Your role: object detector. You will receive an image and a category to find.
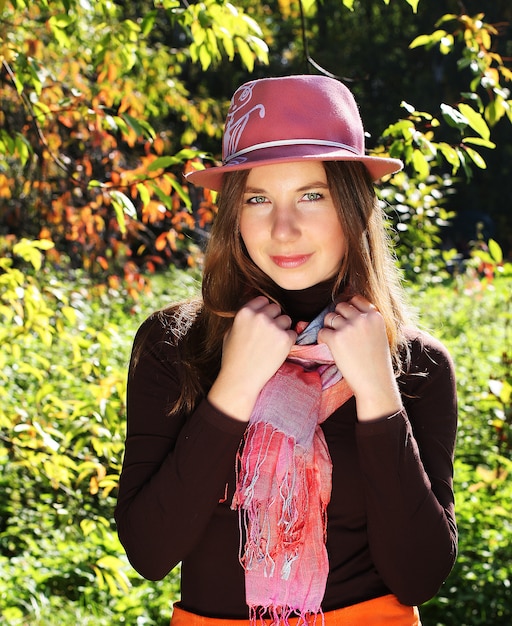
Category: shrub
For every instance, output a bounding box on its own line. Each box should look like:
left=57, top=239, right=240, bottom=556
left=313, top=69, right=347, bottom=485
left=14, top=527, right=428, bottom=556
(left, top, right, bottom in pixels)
left=1, top=237, right=511, bottom=625
left=411, top=258, right=512, bottom=625
left=0, top=238, right=198, bottom=624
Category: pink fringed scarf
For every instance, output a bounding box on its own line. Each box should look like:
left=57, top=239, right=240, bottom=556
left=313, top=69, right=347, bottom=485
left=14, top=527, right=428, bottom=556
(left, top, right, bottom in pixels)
left=231, top=308, right=353, bottom=625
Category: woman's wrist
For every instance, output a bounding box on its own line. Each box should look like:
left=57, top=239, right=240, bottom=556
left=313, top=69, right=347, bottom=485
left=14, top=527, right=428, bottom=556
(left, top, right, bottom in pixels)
left=354, top=383, right=403, bottom=423
left=207, top=376, right=259, bottom=423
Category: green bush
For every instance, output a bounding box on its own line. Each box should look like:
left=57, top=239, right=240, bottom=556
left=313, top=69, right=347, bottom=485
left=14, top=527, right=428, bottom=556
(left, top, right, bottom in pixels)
left=1, top=237, right=511, bottom=625
left=0, top=239, right=198, bottom=625
left=412, top=259, right=512, bottom=626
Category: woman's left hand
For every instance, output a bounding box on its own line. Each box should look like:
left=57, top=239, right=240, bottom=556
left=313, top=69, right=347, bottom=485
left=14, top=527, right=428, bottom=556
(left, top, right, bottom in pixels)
left=317, top=295, right=402, bottom=422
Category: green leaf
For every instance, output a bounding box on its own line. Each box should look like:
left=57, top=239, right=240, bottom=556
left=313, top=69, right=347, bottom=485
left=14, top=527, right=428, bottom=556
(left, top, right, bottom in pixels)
left=435, top=13, right=459, bottom=27
left=485, top=98, right=508, bottom=126
left=147, top=156, right=183, bottom=171
left=80, top=519, right=97, bottom=537
left=14, top=133, right=31, bottom=165
left=61, top=305, right=77, bottom=325
left=48, top=14, right=75, bottom=29
left=412, top=148, right=430, bottom=179
left=242, top=13, right=263, bottom=37
left=48, top=16, right=72, bottom=48
left=439, top=33, right=454, bottom=54
left=12, top=238, right=54, bottom=270
left=111, top=115, right=129, bottom=135
left=441, top=103, right=468, bottom=130
left=457, top=148, right=473, bottom=179
left=151, top=183, right=174, bottom=210
left=464, top=146, right=487, bottom=169
left=488, top=239, right=503, bottom=264
left=409, top=34, right=431, bottom=49
left=140, top=11, right=157, bottom=37
left=247, top=35, right=269, bottom=63
left=110, top=191, right=137, bottom=235
left=462, top=137, right=495, bottom=149
left=33, top=101, right=51, bottom=124
left=438, top=142, right=460, bottom=172
left=220, top=29, right=235, bottom=60
left=383, top=119, right=414, bottom=139
left=121, top=114, right=156, bottom=139
left=235, top=36, right=255, bottom=72
left=176, top=148, right=211, bottom=161
left=164, top=175, right=191, bottom=209
left=31, top=239, right=55, bottom=251
left=96, top=554, right=128, bottom=571
left=206, top=29, right=220, bottom=61
left=199, top=43, right=212, bottom=70
left=136, top=183, right=151, bottom=208
left=458, top=103, right=490, bottom=140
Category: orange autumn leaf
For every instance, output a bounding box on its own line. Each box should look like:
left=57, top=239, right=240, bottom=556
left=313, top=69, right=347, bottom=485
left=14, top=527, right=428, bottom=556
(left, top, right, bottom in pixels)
left=96, top=256, right=109, bottom=270
left=153, top=136, right=165, bottom=155
left=155, top=232, right=169, bottom=251
left=142, top=200, right=166, bottom=224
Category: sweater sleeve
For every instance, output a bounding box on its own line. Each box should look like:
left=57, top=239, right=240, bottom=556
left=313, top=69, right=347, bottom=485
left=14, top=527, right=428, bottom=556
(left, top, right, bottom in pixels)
left=355, top=331, right=458, bottom=606
left=114, top=314, right=247, bottom=581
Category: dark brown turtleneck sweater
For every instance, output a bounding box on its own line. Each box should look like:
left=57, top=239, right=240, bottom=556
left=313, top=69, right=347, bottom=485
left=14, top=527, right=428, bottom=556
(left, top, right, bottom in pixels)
left=115, top=282, right=457, bottom=618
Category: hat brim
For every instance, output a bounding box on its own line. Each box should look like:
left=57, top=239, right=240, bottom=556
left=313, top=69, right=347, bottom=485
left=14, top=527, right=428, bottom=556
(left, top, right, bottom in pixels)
left=185, top=145, right=403, bottom=191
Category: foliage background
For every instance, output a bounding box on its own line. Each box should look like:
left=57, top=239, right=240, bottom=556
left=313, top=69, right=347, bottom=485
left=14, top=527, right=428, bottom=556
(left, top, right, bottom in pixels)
left=1, top=242, right=511, bottom=626
left=2, top=0, right=512, bottom=277
left=1, top=0, right=512, bottom=624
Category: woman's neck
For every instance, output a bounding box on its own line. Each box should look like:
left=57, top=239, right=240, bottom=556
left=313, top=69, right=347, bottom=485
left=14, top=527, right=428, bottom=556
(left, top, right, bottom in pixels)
left=273, top=278, right=338, bottom=326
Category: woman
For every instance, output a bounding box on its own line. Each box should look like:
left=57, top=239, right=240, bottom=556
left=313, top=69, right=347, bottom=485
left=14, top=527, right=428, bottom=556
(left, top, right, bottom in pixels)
left=115, top=75, right=457, bottom=625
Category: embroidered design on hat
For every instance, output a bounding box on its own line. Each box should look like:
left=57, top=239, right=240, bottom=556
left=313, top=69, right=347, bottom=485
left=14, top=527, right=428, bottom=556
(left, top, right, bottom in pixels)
left=223, top=83, right=265, bottom=166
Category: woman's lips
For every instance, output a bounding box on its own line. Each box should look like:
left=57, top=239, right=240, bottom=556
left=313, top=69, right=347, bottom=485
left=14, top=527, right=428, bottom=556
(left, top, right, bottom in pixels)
left=270, top=254, right=313, bottom=268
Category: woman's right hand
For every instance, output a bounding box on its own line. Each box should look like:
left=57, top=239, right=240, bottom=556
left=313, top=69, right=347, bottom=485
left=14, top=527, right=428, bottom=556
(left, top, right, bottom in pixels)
left=207, top=296, right=297, bottom=422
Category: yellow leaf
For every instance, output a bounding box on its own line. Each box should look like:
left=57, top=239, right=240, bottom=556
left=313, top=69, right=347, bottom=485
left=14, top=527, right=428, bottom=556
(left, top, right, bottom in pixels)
left=412, top=149, right=429, bottom=179
left=90, top=475, right=99, bottom=495
left=277, top=0, right=292, bottom=18
left=92, top=565, right=105, bottom=589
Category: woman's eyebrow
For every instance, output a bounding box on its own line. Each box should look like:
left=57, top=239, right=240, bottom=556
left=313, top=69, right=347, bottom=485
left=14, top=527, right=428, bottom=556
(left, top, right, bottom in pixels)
left=243, top=181, right=329, bottom=194
left=296, top=181, right=330, bottom=192
left=243, top=186, right=267, bottom=194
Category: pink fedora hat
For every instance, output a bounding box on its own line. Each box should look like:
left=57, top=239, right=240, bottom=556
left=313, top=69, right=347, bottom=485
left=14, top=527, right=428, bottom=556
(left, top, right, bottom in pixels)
left=185, top=75, right=402, bottom=191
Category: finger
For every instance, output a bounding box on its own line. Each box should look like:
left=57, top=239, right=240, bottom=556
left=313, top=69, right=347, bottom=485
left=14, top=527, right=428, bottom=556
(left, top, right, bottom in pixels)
left=245, top=295, right=271, bottom=311
left=333, top=301, right=358, bottom=319
left=347, top=294, right=377, bottom=313
left=262, top=302, right=284, bottom=319
left=274, top=314, right=293, bottom=330
left=245, top=296, right=284, bottom=320
left=285, top=328, right=298, bottom=343
left=324, top=312, right=343, bottom=330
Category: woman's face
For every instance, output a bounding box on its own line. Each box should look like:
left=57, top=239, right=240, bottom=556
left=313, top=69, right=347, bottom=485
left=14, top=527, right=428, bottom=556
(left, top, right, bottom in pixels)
left=239, top=161, right=346, bottom=291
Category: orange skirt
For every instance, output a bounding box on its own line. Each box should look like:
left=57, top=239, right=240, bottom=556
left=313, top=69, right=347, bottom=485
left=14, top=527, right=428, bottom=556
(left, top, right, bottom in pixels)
left=170, top=595, right=421, bottom=625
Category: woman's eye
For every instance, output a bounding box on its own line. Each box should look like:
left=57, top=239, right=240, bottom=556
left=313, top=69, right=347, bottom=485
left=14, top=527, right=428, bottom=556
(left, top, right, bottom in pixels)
left=303, top=192, right=322, bottom=201
left=246, top=195, right=267, bottom=204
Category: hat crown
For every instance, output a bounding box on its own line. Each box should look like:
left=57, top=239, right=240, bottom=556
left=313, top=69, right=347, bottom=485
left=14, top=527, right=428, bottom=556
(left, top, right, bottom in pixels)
left=185, top=74, right=403, bottom=190
left=222, top=75, right=365, bottom=165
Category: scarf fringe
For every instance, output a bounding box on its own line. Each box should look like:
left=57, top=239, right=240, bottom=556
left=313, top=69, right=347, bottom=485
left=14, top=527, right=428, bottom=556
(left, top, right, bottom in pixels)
left=232, top=422, right=331, bottom=620
left=250, top=605, right=325, bottom=626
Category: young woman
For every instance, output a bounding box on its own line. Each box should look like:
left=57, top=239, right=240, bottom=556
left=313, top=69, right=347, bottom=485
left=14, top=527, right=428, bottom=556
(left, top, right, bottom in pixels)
left=115, top=75, right=457, bottom=626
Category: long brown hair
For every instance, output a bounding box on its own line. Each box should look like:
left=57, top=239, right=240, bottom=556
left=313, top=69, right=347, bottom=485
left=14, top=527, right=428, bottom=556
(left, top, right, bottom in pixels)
left=133, top=161, right=413, bottom=416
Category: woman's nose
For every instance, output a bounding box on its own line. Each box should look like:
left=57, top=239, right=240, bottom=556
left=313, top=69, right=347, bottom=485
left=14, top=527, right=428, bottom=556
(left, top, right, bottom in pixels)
left=270, top=204, right=301, bottom=241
